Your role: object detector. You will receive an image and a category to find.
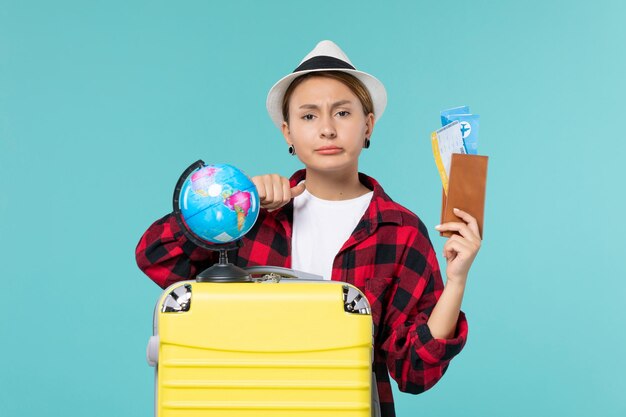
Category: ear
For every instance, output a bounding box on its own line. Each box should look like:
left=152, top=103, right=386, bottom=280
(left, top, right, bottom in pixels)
left=365, top=112, right=375, bottom=138
left=281, top=121, right=291, bottom=145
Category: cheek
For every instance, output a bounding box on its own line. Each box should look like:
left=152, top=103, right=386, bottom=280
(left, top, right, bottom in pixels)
left=345, top=121, right=368, bottom=142
left=288, top=123, right=316, bottom=143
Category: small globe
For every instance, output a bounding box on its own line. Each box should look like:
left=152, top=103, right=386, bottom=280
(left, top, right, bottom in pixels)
left=176, top=163, right=260, bottom=244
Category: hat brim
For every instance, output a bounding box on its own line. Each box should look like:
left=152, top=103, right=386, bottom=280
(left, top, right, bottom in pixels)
left=266, top=68, right=387, bottom=130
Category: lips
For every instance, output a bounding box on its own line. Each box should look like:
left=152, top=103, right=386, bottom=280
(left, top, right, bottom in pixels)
left=315, top=146, right=343, bottom=155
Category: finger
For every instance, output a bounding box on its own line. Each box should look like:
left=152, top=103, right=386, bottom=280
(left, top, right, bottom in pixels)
left=444, top=234, right=471, bottom=253
left=262, top=175, right=275, bottom=204
left=435, top=222, right=477, bottom=242
left=271, top=174, right=285, bottom=206
left=444, top=235, right=480, bottom=266
left=251, top=176, right=266, bottom=201
left=281, top=177, right=292, bottom=206
left=443, top=237, right=471, bottom=262
left=450, top=230, right=481, bottom=254
left=452, top=208, right=481, bottom=239
left=291, top=181, right=306, bottom=198
left=263, top=175, right=288, bottom=211
left=442, top=244, right=457, bottom=262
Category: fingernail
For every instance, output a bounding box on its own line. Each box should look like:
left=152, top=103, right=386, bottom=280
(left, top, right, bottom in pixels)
left=453, top=208, right=460, bottom=212
left=435, top=224, right=441, bottom=229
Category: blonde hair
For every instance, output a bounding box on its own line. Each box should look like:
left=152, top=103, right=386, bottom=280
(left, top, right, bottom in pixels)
left=281, top=71, right=374, bottom=124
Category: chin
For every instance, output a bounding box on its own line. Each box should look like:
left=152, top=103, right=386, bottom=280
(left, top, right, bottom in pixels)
left=305, top=160, right=357, bottom=173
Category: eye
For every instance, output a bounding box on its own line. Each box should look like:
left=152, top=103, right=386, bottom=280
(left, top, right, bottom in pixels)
left=336, top=110, right=350, bottom=117
left=302, top=114, right=315, bottom=121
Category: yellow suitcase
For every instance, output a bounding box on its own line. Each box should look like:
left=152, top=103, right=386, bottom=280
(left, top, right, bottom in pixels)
left=147, top=267, right=374, bottom=417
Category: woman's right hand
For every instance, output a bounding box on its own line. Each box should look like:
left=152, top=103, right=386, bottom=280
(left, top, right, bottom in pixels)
left=251, top=174, right=306, bottom=211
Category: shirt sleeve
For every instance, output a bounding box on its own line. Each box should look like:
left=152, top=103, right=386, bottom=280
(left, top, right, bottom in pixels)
left=135, top=213, right=217, bottom=288
left=380, top=230, right=468, bottom=394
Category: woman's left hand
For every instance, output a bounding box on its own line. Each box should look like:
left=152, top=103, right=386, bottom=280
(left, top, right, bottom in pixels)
left=435, top=208, right=482, bottom=287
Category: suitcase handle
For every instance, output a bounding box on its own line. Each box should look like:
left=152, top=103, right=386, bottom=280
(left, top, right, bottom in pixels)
left=244, top=266, right=324, bottom=281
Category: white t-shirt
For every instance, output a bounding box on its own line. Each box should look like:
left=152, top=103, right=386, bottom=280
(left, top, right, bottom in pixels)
left=291, top=189, right=373, bottom=280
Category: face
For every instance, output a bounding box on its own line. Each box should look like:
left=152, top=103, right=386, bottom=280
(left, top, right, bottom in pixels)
left=281, top=76, right=374, bottom=174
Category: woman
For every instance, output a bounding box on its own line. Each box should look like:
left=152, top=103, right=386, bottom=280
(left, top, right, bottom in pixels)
left=136, top=40, right=481, bottom=417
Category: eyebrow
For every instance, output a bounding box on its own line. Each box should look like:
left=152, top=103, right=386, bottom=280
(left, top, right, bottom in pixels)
left=298, top=100, right=353, bottom=110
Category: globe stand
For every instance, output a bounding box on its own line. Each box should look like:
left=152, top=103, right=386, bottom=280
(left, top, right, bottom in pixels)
left=172, top=159, right=252, bottom=283
left=195, top=242, right=252, bottom=283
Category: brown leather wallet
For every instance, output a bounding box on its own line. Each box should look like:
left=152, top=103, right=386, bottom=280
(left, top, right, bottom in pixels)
left=440, top=153, right=489, bottom=238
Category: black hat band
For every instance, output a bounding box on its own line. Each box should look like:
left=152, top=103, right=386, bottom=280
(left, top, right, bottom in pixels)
left=293, top=55, right=356, bottom=73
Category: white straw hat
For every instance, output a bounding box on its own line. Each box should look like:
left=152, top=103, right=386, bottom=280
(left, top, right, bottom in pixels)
left=266, top=40, right=387, bottom=129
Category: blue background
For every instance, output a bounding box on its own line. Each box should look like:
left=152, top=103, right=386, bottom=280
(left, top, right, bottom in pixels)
left=1, top=1, right=625, bottom=416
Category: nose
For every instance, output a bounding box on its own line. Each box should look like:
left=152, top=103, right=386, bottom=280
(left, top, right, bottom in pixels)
left=320, top=115, right=337, bottom=139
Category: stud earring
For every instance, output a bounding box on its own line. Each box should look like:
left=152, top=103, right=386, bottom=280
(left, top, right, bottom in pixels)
left=363, top=138, right=371, bottom=149
left=288, top=145, right=296, bottom=155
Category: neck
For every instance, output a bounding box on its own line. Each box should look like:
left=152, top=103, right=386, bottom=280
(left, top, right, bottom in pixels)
left=303, top=167, right=370, bottom=200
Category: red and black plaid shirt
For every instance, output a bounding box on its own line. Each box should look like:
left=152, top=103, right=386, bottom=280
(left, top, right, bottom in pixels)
left=136, top=170, right=468, bottom=417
